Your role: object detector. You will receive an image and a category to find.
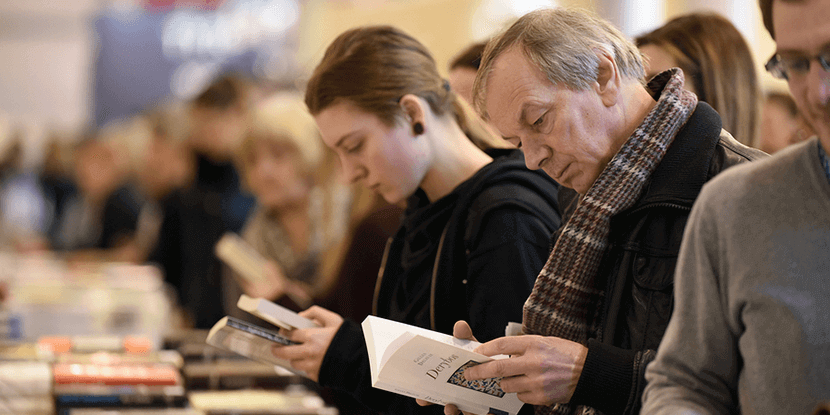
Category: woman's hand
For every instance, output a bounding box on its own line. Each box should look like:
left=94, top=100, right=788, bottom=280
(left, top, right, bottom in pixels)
left=271, top=306, right=344, bottom=382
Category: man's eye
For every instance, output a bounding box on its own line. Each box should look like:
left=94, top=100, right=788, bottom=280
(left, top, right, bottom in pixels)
left=533, top=116, right=544, bottom=127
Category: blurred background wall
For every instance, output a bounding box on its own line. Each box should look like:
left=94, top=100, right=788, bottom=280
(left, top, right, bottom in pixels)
left=0, top=0, right=787, bottom=166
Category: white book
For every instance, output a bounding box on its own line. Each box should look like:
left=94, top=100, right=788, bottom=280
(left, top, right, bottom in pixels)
left=362, top=316, right=525, bottom=415
left=236, top=294, right=318, bottom=331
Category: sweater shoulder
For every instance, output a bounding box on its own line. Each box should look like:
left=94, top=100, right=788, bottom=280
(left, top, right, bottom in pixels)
left=698, top=139, right=815, bottom=210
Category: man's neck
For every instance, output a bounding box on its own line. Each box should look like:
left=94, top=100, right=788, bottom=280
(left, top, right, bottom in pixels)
left=611, top=82, right=659, bottom=152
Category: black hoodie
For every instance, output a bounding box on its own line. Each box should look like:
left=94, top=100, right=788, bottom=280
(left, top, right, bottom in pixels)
left=319, top=148, right=561, bottom=415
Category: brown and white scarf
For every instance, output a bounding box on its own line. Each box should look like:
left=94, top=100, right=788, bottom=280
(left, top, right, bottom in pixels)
left=522, top=69, right=697, bottom=415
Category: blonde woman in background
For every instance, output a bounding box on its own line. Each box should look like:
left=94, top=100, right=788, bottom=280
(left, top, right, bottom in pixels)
left=636, top=13, right=761, bottom=147
left=226, top=93, right=353, bottom=313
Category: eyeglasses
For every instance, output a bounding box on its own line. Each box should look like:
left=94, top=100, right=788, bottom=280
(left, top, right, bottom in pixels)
left=765, top=50, right=830, bottom=80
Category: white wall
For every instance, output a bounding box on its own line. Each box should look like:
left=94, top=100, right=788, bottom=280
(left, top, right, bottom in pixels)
left=0, top=0, right=99, bottom=166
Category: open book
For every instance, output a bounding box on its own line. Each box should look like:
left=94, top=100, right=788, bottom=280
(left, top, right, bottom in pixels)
left=362, top=316, right=524, bottom=415
left=205, top=295, right=319, bottom=375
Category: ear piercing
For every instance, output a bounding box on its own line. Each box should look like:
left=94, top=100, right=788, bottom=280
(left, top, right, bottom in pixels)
left=412, top=122, right=424, bottom=135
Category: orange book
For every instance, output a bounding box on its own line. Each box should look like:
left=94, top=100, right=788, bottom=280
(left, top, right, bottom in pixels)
left=53, top=363, right=179, bottom=386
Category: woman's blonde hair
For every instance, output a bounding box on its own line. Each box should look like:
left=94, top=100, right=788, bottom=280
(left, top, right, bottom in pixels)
left=304, top=25, right=509, bottom=151
left=636, top=13, right=760, bottom=147
left=236, top=92, right=324, bottom=181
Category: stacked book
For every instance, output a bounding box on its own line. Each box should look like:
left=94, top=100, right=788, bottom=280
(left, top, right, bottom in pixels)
left=52, top=350, right=187, bottom=413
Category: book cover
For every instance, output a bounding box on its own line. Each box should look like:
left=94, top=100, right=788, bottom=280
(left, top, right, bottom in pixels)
left=362, top=316, right=524, bottom=415
left=205, top=316, right=303, bottom=376
left=52, top=363, right=180, bottom=387
left=188, top=390, right=334, bottom=414
left=215, top=233, right=268, bottom=284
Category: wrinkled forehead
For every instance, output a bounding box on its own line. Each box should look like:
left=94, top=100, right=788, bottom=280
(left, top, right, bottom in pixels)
left=773, top=0, right=830, bottom=54
left=484, top=48, right=552, bottom=118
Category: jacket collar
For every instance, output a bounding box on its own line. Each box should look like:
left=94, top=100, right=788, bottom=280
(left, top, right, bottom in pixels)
left=634, top=88, right=723, bottom=207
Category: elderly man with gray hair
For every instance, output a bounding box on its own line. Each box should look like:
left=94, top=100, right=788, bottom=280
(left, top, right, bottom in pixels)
left=439, top=7, right=765, bottom=415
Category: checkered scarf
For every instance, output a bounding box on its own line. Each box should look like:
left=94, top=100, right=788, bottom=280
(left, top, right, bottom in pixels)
left=522, top=69, right=697, bottom=415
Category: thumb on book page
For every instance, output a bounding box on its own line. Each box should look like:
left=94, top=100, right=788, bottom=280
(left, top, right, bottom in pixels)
left=453, top=320, right=477, bottom=342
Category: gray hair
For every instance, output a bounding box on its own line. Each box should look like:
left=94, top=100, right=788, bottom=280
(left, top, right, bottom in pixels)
left=473, top=8, right=645, bottom=118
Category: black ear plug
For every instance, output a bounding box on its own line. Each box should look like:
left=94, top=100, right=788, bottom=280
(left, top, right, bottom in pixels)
left=412, top=122, right=424, bottom=135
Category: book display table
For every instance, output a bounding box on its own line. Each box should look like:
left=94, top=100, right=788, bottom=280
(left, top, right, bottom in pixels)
left=0, top=253, right=337, bottom=415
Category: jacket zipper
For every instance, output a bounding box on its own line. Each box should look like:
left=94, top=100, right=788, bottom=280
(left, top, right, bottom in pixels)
left=624, top=202, right=692, bottom=217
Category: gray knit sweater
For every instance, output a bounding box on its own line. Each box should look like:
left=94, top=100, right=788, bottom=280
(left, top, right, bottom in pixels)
left=641, top=138, right=830, bottom=414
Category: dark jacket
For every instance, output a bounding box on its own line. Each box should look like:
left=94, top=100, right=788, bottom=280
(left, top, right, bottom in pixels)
left=319, top=148, right=561, bottom=415
left=150, top=154, right=255, bottom=329
left=567, top=102, right=767, bottom=415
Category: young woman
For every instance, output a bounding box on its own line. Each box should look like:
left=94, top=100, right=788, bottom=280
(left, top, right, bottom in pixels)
left=272, top=26, right=561, bottom=414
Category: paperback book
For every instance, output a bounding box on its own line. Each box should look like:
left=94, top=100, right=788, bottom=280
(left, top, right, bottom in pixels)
left=206, top=294, right=318, bottom=376
left=205, top=316, right=299, bottom=374
left=362, top=316, right=524, bottom=415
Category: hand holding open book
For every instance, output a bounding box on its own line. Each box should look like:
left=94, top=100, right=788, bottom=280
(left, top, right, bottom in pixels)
left=269, top=305, right=344, bottom=382
left=363, top=316, right=524, bottom=415
left=205, top=295, right=320, bottom=376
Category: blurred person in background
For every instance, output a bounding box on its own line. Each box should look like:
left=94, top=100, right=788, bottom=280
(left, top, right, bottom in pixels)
left=637, top=13, right=761, bottom=147
left=149, top=74, right=256, bottom=329
left=132, top=104, right=195, bottom=262
left=641, top=0, right=830, bottom=412
left=0, top=122, right=51, bottom=251
left=760, top=91, right=814, bottom=153
left=39, top=133, right=79, bottom=248
left=224, top=93, right=353, bottom=313
left=270, top=25, right=562, bottom=415
left=448, top=41, right=487, bottom=105
left=54, top=134, right=144, bottom=262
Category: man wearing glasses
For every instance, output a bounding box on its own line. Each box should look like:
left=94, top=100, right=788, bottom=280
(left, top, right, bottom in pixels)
left=642, top=0, right=830, bottom=413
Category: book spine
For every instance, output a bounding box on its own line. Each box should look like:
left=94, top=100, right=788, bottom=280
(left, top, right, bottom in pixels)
left=55, top=393, right=187, bottom=408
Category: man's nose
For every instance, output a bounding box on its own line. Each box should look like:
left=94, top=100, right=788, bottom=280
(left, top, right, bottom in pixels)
left=522, top=138, right=550, bottom=171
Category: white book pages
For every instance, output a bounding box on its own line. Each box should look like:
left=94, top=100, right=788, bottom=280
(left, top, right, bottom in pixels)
left=236, top=295, right=318, bottom=331
left=361, top=316, right=524, bottom=415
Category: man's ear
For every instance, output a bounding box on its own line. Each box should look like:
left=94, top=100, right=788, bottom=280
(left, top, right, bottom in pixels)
left=594, top=50, right=620, bottom=107
left=399, top=94, right=426, bottom=131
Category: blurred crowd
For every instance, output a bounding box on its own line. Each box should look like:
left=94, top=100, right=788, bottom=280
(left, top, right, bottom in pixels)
left=0, top=73, right=402, bottom=330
